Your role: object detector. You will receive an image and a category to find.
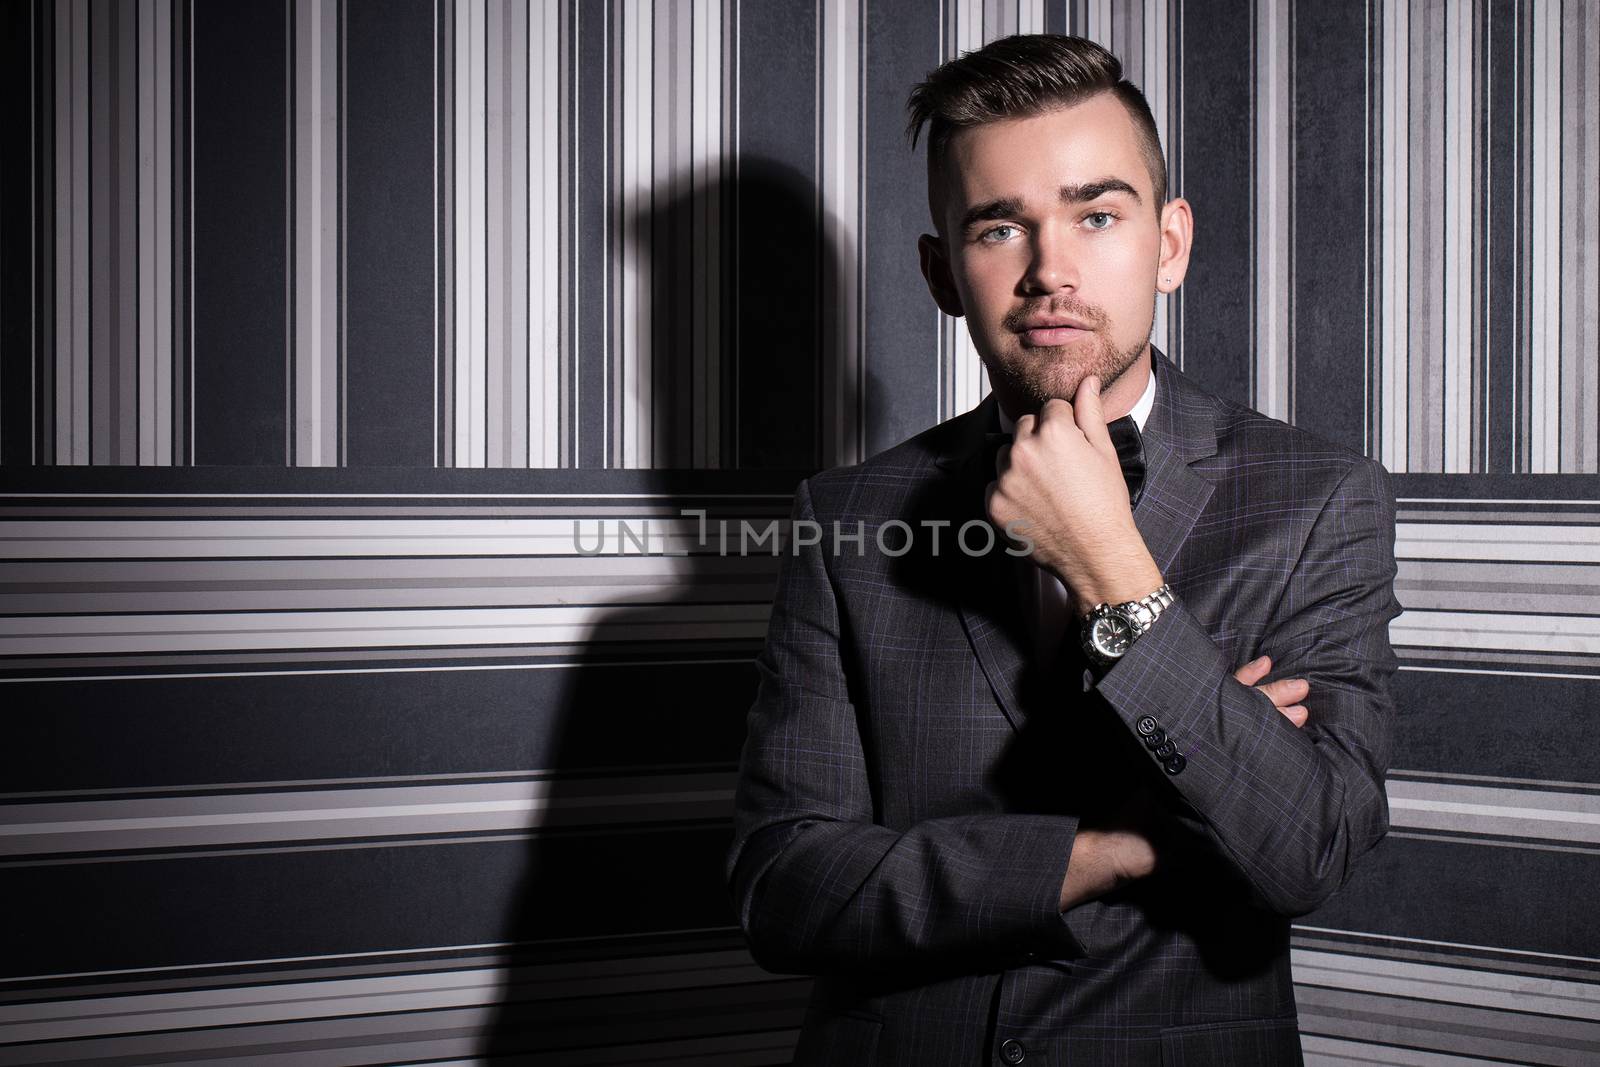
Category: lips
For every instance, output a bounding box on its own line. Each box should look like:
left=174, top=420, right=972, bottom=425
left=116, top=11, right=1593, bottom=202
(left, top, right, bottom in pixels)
left=1017, top=318, right=1092, bottom=346
left=1017, top=316, right=1092, bottom=331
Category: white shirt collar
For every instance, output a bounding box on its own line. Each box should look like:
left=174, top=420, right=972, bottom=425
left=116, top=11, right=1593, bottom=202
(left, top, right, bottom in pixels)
left=995, top=360, right=1157, bottom=435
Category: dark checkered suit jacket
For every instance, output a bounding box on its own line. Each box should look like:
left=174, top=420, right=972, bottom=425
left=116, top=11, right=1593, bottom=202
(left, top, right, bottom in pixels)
left=725, top=348, right=1402, bottom=1065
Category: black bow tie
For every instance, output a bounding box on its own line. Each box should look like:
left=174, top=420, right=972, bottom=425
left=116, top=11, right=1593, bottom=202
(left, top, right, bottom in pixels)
left=983, top=414, right=1146, bottom=508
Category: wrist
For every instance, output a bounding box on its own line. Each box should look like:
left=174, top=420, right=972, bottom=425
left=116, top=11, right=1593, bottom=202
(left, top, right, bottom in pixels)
left=1074, top=566, right=1165, bottom=616
left=1078, top=581, right=1175, bottom=671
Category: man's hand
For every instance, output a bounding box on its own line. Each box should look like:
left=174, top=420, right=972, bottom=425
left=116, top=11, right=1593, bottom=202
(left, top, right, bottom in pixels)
left=1100, top=790, right=1162, bottom=883
left=1234, top=654, right=1310, bottom=727
left=986, top=375, right=1164, bottom=607
left=1060, top=791, right=1163, bottom=911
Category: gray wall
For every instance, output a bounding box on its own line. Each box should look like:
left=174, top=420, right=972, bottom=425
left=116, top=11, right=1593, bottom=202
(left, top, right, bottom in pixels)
left=1, top=0, right=1596, bottom=1063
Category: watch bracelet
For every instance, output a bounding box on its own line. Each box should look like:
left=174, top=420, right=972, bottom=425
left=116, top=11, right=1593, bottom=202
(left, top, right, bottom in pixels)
left=1121, top=583, right=1174, bottom=634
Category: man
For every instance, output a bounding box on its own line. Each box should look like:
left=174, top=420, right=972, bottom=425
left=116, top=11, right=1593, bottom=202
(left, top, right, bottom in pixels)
left=725, top=34, right=1400, bottom=1066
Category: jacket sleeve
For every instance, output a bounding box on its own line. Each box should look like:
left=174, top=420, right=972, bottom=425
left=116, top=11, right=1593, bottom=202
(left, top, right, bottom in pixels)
left=724, top=476, right=1091, bottom=976
left=1093, top=455, right=1402, bottom=917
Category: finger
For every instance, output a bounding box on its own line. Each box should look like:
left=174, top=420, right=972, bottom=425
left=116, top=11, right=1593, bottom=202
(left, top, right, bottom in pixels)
left=1074, top=375, right=1115, bottom=453
left=1033, top=398, right=1072, bottom=435
left=1257, top=677, right=1310, bottom=708
left=1233, top=655, right=1271, bottom=686
left=1280, top=705, right=1308, bottom=728
left=994, top=439, right=1011, bottom=476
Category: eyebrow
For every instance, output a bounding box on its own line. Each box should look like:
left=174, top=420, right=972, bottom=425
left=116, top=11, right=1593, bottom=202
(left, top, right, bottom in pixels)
left=958, top=178, right=1143, bottom=233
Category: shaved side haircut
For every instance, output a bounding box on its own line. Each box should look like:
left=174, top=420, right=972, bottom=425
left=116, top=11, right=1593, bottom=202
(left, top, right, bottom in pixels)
left=906, top=34, right=1169, bottom=233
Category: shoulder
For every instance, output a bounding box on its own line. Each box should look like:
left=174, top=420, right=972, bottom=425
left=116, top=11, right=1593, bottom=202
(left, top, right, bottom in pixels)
left=1200, top=390, right=1394, bottom=514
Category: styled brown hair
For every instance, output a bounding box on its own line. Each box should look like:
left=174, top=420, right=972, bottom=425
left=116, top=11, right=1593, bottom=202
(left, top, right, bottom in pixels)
left=905, top=34, right=1168, bottom=231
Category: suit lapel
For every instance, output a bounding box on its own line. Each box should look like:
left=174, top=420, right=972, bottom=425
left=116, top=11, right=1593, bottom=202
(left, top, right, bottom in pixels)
left=931, top=391, right=1032, bottom=732
left=1130, top=350, right=1219, bottom=577
left=935, top=348, right=1220, bottom=733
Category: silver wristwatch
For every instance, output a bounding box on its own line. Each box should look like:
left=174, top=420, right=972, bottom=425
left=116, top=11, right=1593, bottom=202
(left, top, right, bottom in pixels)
left=1080, top=584, right=1175, bottom=668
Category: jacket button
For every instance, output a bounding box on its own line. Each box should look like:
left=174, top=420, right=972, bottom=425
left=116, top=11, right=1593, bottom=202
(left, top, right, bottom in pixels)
left=1163, top=754, right=1187, bottom=775
left=1136, top=716, right=1159, bottom=736
left=1142, top=726, right=1166, bottom=747
left=1153, top=740, right=1176, bottom=759
left=1000, top=1037, right=1026, bottom=1063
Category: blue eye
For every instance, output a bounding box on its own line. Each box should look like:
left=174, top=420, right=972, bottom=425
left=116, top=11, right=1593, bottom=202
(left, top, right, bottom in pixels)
left=980, top=224, right=1020, bottom=243
left=1085, top=211, right=1116, bottom=230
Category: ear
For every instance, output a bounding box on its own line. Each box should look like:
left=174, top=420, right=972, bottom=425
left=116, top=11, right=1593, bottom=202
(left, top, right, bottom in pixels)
left=918, top=233, right=965, bottom=317
left=1154, top=197, right=1194, bottom=293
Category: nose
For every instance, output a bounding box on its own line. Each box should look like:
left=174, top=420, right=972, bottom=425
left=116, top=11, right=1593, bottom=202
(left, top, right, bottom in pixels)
left=1022, top=221, right=1079, bottom=294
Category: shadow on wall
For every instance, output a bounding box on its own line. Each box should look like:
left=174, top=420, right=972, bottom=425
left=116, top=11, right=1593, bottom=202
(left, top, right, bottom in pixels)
left=478, top=158, right=843, bottom=1057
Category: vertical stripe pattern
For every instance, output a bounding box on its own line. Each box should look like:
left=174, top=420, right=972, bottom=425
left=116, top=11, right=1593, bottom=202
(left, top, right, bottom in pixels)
left=56, top=0, right=90, bottom=463
left=604, top=0, right=733, bottom=468
left=453, top=0, right=487, bottom=466
left=13, top=1, right=1594, bottom=472
left=529, top=0, right=570, bottom=468
left=1528, top=0, right=1559, bottom=471
left=1380, top=0, right=1597, bottom=473
left=1253, top=0, right=1291, bottom=421
left=136, top=0, right=177, bottom=466
left=1556, top=0, right=1598, bottom=473
left=41, top=1, right=187, bottom=466
left=820, top=0, right=864, bottom=467
left=291, top=0, right=341, bottom=466
left=1380, top=0, right=1409, bottom=468
left=615, top=0, right=649, bottom=467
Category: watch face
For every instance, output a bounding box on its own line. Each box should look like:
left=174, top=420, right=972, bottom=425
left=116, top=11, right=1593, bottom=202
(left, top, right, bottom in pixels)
left=1090, top=613, right=1133, bottom=657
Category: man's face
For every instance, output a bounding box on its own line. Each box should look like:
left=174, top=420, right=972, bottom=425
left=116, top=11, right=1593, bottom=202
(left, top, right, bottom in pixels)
left=919, top=92, right=1189, bottom=418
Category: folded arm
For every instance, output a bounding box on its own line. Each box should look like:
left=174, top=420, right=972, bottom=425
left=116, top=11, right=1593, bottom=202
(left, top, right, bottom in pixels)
left=1094, top=456, right=1402, bottom=916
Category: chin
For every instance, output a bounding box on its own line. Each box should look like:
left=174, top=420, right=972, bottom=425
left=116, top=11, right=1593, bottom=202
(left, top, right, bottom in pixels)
left=986, top=338, right=1143, bottom=413
left=997, top=357, right=1091, bottom=405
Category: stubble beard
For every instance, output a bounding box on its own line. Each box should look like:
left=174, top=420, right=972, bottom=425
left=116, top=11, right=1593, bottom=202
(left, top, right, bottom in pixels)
left=988, top=329, right=1149, bottom=416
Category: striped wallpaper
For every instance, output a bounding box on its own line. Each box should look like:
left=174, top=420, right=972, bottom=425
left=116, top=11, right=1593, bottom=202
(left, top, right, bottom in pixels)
left=1, top=1, right=1597, bottom=1064
left=10, top=0, right=1595, bottom=473
left=1378, top=0, right=1600, bottom=475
